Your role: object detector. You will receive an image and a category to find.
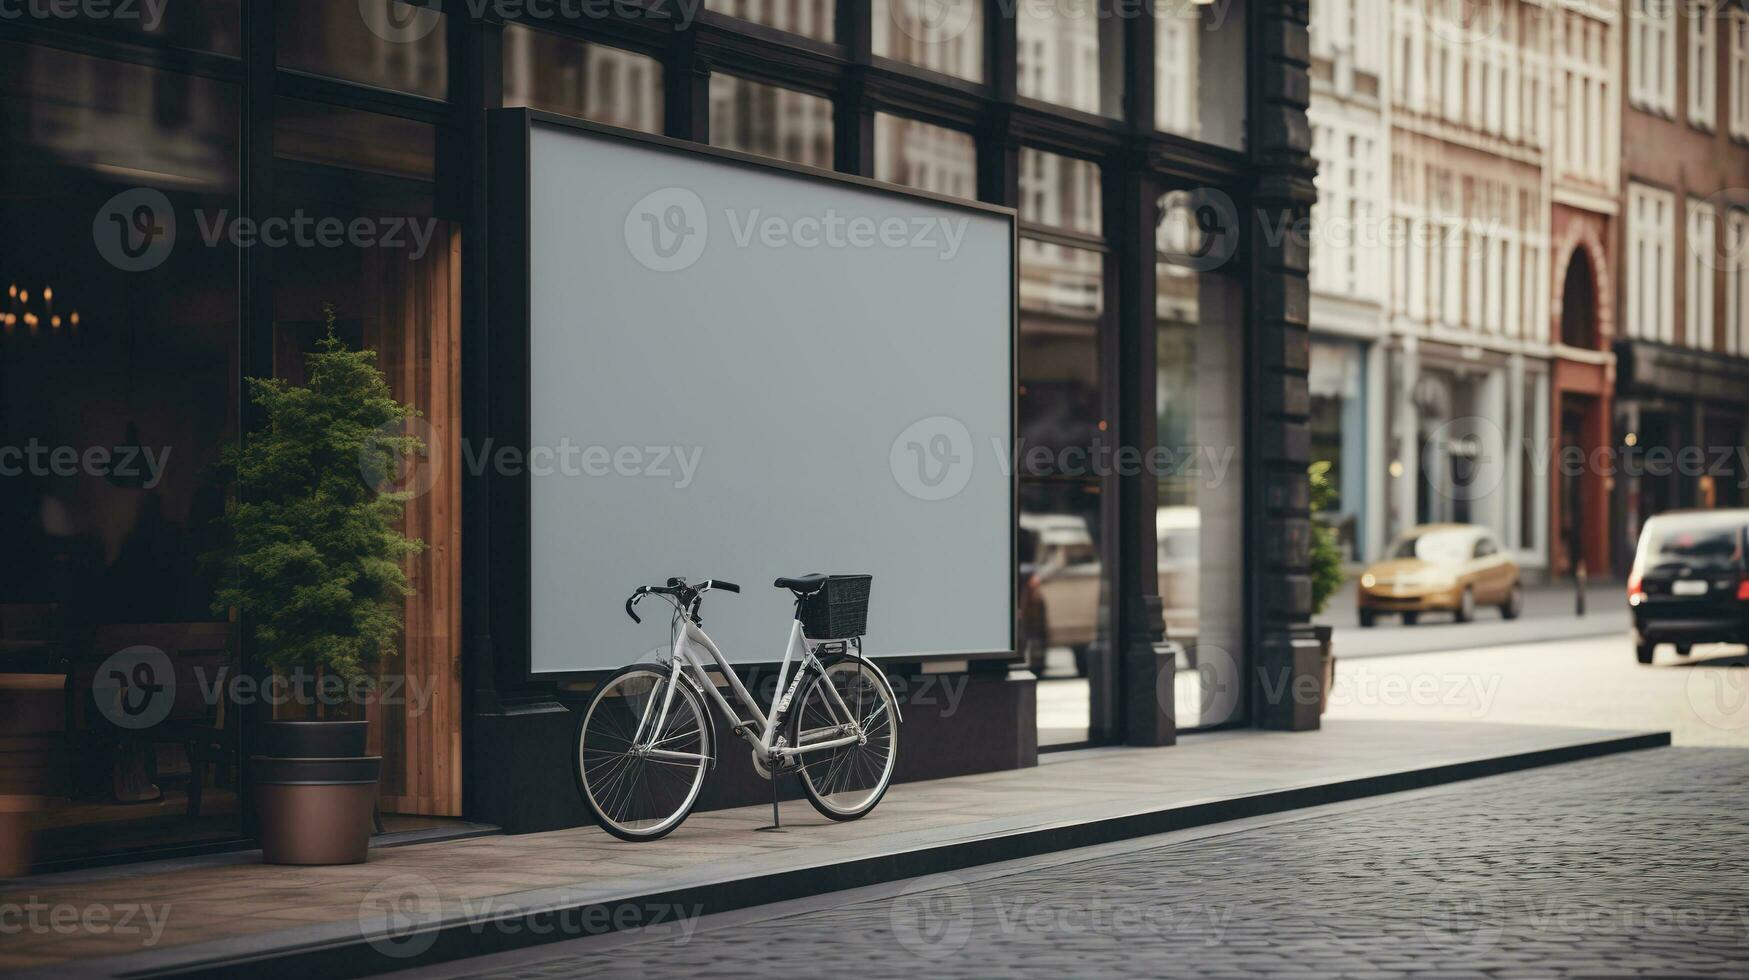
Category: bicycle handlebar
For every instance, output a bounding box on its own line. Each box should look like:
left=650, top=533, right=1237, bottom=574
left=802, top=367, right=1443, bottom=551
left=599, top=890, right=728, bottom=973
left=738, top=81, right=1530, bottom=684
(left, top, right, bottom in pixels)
left=624, top=578, right=739, bottom=623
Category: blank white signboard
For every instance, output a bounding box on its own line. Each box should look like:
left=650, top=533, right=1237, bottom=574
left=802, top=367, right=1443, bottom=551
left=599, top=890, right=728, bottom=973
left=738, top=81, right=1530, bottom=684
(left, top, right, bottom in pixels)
left=525, top=121, right=1014, bottom=673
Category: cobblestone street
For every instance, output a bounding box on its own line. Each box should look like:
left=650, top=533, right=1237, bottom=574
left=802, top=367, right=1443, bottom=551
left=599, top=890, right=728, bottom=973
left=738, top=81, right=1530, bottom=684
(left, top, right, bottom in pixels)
left=412, top=747, right=1749, bottom=979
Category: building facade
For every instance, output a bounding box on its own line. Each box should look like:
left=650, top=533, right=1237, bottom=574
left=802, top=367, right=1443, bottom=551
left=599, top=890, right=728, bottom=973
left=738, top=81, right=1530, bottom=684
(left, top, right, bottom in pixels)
left=1379, top=0, right=1555, bottom=570
left=0, top=0, right=1318, bottom=869
left=1308, top=0, right=1391, bottom=562
left=1548, top=0, right=1621, bottom=579
left=1310, top=0, right=1749, bottom=580
left=1614, top=0, right=1749, bottom=573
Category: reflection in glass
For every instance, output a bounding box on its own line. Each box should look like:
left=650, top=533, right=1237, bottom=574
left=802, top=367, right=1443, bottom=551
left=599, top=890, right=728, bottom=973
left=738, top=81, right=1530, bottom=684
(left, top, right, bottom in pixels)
left=0, top=43, right=241, bottom=863
left=1020, top=149, right=1103, bottom=236
left=504, top=25, right=663, bottom=133
left=707, top=0, right=834, bottom=40
left=1017, top=0, right=1123, bottom=117
left=1156, top=0, right=1247, bottom=148
left=1020, top=239, right=1108, bottom=745
left=34, top=0, right=241, bottom=56
left=275, top=100, right=437, bottom=181
left=0, top=41, right=238, bottom=187
left=276, top=0, right=448, bottom=99
left=1157, top=218, right=1244, bottom=728
left=1021, top=482, right=1109, bottom=746
left=874, top=114, right=977, bottom=198
left=873, top=0, right=984, bottom=81
left=710, top=75, right=834, bottom=168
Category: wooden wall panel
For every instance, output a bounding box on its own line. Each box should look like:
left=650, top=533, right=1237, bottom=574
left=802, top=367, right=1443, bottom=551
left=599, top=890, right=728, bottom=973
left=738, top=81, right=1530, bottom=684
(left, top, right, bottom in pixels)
left=366, top=223, right=463, bottom=817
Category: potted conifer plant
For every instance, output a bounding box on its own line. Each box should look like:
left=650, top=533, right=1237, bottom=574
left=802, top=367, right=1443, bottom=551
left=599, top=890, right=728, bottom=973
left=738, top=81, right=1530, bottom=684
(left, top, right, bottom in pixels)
left=210, top=304, right=423, bottom=865
left=1308, top=461, right=1345, bottom=714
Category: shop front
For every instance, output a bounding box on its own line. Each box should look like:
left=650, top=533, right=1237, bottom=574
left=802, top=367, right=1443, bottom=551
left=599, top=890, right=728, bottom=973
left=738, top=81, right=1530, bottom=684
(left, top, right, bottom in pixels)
left=1384, top=339, right=1549, bottom=570
left=1613, top=340, right=1749, bottom=573
left=0, top=0, right=1316, bottom=869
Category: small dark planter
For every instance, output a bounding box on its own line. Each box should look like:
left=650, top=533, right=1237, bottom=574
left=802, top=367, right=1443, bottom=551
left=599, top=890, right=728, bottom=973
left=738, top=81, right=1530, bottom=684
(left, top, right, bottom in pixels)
left=253, top=720, right=379, bottom=865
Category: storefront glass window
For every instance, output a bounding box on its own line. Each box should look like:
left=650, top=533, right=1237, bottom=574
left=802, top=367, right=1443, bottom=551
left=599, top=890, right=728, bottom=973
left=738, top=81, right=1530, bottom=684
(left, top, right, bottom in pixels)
left=1020, top=149, right=1103, bottom=237
left=873, top=0, right=984, bottom=81
left=1157, top=191, right=1245, bottom=729
left=271, top=109, right=464, bottom=821
left=277, top=0, right=448, bottom=100
left=1017, top=149, right=1109, bottom=745
left=874, top=114, right=977, bottom=199
left=0, top=41, right=242, bottom=863
left=1156, top=0, right=1247, bottom=149
left=1020, top=240, right=1110, bottom=745
left=1017, top=0, right=1124, bottom=117
left=503, top=25, right=663, bottom=133
left=707, top=0, right=834, bottom=41
left=34, top=0, right=242, bottom=56
left=275, top=99, right=437, bottom=181
left=710, top=74, right=834, bottom=169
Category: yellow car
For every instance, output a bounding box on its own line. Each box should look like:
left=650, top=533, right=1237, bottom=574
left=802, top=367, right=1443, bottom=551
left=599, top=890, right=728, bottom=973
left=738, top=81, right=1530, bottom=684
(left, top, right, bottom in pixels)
left=1357, top=523, right=1523, bottom=627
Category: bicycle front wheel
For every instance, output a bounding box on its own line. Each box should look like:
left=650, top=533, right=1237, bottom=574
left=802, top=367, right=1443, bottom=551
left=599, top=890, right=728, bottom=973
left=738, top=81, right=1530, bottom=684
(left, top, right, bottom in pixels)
left=575, top=665, right=710, bottom=841
left=793, top=657, right=898, bottom=821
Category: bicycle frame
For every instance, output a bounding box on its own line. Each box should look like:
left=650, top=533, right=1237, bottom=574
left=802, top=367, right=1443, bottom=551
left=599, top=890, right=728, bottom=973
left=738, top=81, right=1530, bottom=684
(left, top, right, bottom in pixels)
left=631, top=612, right=880, bottom=765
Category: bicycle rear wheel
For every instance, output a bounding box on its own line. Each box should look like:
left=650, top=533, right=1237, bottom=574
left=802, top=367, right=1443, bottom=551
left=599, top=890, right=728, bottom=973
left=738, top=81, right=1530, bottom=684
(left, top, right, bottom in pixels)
left=793, top=657, right=898, bottom=821
left=575, top=665, right=710, bottom=841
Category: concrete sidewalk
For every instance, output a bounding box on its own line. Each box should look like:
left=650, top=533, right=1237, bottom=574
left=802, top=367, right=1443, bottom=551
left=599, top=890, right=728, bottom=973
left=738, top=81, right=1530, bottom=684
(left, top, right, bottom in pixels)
left=0, top=720, right=1668, bottom=979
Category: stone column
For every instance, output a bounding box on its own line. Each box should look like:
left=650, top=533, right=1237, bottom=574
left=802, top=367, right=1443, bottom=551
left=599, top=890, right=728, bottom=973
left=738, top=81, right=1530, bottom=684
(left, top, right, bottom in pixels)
left=1249, top=0, right=1322, bottom=730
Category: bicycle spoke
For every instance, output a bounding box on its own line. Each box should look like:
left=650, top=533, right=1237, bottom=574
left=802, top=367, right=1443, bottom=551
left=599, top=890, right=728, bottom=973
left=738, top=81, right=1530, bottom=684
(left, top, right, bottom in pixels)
left=579, top=668, right=708, bottom=836
left=795, top=660, right=896, bottom=818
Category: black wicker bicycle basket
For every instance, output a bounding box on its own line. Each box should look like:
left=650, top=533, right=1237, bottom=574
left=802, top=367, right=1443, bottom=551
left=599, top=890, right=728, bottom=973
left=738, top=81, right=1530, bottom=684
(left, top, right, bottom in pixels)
left=798, top=574, right=872, bottom=639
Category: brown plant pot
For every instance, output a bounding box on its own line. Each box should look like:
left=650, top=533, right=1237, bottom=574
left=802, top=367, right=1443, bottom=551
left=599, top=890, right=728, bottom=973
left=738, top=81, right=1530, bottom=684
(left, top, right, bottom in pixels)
left=252, top=755, right=381, bottom=865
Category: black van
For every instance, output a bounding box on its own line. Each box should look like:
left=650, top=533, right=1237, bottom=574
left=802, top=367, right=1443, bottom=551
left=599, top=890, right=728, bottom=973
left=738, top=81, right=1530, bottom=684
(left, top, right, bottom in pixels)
left=1628, top=510, right=1749, bottom=663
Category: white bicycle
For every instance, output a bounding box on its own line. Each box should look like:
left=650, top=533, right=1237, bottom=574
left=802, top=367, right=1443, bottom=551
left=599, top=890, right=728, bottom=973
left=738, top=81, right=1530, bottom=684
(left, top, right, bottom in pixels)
left=574, top=574, right=901, bottom=841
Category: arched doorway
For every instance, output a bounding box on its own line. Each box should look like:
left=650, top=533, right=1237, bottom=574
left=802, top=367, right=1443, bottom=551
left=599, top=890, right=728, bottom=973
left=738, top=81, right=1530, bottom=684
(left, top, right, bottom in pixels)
left=1560, top=247, right=1597, bottom=349
left=1553, top=243, right=1608, bottom=576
